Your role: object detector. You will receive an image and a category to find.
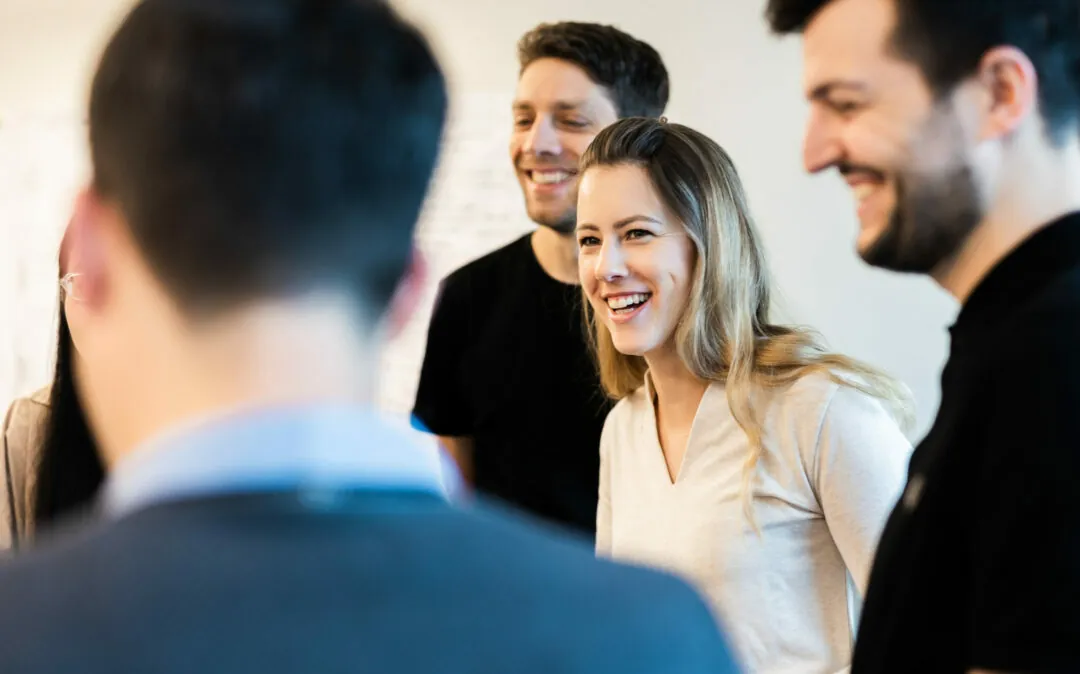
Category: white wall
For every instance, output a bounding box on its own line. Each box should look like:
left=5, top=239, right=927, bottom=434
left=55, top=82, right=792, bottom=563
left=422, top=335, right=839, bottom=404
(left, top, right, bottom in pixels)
left=0, top=0, right=955, bottom=437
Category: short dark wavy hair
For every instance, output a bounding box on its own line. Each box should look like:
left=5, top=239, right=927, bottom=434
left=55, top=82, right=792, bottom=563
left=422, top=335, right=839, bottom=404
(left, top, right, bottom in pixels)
left=766, top=0, right=1080, bottom=145
left=517, top=21, right=669, bottom=119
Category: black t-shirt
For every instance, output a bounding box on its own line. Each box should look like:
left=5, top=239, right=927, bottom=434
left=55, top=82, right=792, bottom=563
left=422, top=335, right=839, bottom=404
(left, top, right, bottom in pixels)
left=412, top=233, right=611, bottom=538
left=852, top=213, right=1080, bottom=673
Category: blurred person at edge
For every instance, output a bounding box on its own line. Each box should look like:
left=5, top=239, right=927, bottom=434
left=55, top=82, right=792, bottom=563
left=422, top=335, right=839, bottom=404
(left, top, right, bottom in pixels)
left=2, top=222, right=103, bottom=552
left=768, top=0, right=1080, bottom=671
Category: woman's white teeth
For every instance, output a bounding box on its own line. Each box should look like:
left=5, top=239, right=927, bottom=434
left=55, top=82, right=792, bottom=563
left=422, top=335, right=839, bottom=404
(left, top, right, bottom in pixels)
left=532, top=170, right=570, bottom=184
left=606, top=293, right=650, bottom=312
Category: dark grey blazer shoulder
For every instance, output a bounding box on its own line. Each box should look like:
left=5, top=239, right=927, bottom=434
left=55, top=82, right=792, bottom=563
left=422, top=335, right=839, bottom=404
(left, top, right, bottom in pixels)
left=0, top=490, right=738, bottom=674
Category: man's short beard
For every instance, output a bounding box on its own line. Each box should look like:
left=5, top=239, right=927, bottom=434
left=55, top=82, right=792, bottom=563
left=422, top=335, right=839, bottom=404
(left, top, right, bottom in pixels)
left=860, top=159, right=981, bottom=274
left=530, top=207, right=578, bottom=235
left=859, top=102, right=982, bottom=275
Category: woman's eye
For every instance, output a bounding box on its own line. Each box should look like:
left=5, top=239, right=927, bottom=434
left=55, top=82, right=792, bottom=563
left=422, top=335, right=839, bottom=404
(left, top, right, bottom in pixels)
left=578, top=235, right=600, bottom=248
left=625, top=229, right=653, bottom=241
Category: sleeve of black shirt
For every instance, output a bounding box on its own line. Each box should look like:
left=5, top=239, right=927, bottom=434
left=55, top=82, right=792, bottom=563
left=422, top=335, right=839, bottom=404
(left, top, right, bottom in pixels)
left=968, top=318, right=1080, bottom=671
left=411, top=274, right=473, bottom=438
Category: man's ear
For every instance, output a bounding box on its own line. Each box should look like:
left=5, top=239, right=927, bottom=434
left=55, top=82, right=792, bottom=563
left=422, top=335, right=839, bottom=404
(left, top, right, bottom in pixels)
left=975, top=46, right=1038, bottom=142
left=382, top=248, right=428, bottom=340
left=66, top=187, right=113, bottom=309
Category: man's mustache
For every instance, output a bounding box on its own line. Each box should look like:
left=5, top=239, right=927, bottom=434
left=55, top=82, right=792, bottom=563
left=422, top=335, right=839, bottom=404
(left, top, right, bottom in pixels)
left=837, top=162, right=886, bottom=182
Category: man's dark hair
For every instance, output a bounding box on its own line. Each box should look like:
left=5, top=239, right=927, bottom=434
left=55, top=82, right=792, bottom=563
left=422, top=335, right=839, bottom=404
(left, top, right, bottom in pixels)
left=89, top=0, right=448, bottom=317
left=766, top=0, right=1080, bottom=144
left=517, top=22, right=669, bottom=119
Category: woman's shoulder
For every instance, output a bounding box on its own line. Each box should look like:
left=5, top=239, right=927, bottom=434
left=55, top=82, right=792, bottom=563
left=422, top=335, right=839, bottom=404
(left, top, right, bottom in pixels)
left=1, top=386, right=49, bottom=551
left=606, top=384, right=651, bottom=420
left=766, top=371, right=840, bottom=413
left=3, top=386, right=51, bottom=439
left=766, top=370, right=900, bottom=430
left=600, top=385, right=651, bottom=441
left=766, top=370, right=910, bottom=455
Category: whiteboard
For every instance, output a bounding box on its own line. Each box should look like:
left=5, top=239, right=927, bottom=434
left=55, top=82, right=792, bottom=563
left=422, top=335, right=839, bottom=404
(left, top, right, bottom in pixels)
left=0, top=111, right=87, bottom=405
left=0, top=92, right=533, bottom=418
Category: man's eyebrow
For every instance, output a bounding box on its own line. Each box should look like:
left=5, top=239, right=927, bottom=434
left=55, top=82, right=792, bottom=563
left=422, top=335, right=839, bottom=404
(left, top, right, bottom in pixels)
left=512, top=100, right=590, bottom=112
left=807, top=80, right=868, bottom=101
left=553, top=100, right=589, bottom=111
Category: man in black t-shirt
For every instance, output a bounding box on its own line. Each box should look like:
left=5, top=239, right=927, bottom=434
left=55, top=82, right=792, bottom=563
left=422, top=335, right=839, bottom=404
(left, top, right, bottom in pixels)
left=768, top=0, right=1080, bottom=671
left=413, top=23, right=670, bottom=538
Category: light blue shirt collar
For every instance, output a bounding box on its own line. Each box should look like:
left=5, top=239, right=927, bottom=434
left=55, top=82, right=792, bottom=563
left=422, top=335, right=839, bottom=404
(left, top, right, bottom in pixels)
left=102, top=405, right=462, bottom=518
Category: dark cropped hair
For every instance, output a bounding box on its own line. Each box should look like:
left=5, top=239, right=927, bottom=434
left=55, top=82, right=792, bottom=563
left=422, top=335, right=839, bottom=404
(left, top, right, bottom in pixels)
left=517, top=22, right=669, bottom=119
left=766, top=0, right=1080, bottom=144
left=89, top=0, right=448, bottom=319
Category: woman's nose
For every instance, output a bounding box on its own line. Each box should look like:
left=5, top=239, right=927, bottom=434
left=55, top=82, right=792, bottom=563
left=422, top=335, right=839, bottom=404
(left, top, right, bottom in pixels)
left=594, top=242, right=627, bottom=281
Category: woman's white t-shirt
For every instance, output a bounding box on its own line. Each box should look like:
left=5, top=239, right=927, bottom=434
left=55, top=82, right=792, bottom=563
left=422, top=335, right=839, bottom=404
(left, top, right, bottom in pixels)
left=596, top=372, right=912, bottom=673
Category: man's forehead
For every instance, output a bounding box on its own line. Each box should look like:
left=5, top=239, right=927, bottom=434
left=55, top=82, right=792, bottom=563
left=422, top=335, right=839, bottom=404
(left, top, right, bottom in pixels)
left=512, top=97, right=593, bottom=112
left=801, top=0, right=895, bottom=93
left=514, top=58, right=607, bottom=107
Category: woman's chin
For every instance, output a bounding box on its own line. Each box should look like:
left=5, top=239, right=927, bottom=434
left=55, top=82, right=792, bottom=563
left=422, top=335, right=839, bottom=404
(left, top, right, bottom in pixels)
left=611, top=335, right=650, bottom=357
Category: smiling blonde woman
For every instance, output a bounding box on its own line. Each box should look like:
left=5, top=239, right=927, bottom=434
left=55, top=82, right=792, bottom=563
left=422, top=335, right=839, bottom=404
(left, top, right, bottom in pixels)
left=575, top=117, right=914, bottom=673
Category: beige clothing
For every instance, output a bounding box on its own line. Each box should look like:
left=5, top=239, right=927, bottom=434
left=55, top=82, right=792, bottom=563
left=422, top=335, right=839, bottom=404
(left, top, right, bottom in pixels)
left=597, top=372, right=912, bottom=673
left=0, top=387, right=49, bottom=552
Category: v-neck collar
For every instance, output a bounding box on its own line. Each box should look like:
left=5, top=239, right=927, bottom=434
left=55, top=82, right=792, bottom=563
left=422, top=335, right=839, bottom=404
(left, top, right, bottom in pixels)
left=642, top=371, right=717, bottom=486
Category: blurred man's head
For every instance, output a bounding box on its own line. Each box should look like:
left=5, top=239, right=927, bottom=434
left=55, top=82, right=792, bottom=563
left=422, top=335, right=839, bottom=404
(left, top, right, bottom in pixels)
left=64, top=0, right=446, bottom=462
left=510, top=22, right=669, bottom=234
left=767, top=0, right=1080, bottom=275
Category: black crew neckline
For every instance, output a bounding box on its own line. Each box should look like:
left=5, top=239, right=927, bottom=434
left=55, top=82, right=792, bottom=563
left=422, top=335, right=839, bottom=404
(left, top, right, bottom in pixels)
left=952, top=210, right=1080, bottom=334
left=523, top=229, right=584, bottom=291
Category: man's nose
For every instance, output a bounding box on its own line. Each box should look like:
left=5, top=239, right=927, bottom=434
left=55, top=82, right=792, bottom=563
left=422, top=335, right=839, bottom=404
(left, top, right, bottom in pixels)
left=523, top=117, right=562, bottom=157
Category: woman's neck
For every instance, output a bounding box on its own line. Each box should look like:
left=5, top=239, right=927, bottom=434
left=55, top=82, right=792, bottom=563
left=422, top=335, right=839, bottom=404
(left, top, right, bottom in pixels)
left=645, top=347, right=709, bottom=426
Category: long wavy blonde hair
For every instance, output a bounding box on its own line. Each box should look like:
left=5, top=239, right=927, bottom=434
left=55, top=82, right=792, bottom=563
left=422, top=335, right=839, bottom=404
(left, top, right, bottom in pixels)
left=580, top=117, right=914, bottom=524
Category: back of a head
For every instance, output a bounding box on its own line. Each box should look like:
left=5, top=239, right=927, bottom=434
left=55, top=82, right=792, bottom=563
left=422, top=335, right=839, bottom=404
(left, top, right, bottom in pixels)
left=766, top=0, right=1080, bottom=144
left=517, top=21, right=670, bottom=119
left=89, top=0, right=448, bottom=318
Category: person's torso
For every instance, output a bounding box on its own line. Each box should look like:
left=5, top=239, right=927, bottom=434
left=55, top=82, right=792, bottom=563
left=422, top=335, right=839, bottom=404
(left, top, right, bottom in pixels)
left=853, top=221, right=1080, bottom=672
left=454, top=235, right=612, bottom=533
left=604, top=376, right=858, bottom=672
